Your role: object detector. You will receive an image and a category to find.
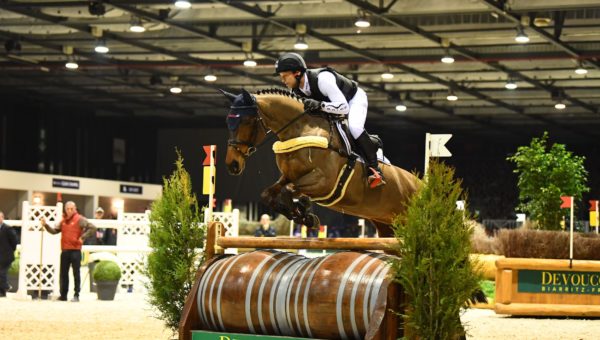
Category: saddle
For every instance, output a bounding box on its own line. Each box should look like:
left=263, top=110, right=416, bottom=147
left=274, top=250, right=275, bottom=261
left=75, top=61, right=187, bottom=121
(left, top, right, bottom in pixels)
left=323, top=113, right=383, bottom=159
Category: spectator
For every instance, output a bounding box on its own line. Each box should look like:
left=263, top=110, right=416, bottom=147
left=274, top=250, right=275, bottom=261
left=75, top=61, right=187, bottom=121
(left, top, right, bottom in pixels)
left=0, top=211, right=18, bottom=297
left=41, top=201, right=96, bottom=302
left=84, top=207, right=105, bottom=245
left=101, top=210, right=118, bottom=246
left=254, top=214, right=276, bottom=237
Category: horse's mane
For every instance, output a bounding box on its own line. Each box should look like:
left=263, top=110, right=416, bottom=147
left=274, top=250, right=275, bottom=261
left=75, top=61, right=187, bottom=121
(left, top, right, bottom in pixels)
left=255, top=88, right=304, bottom=104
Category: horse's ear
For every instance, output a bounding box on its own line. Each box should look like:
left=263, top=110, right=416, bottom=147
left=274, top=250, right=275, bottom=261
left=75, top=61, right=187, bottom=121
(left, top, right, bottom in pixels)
left=241, top=89, right=254, bottom=104
left=219, top=89, right=237, bottom=103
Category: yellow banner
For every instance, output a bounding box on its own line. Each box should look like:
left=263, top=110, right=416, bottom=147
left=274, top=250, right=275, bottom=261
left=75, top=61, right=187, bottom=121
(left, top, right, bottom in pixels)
left=202, top=166, right=215, bottom=195
left=591, top=211, right=599, bottom=227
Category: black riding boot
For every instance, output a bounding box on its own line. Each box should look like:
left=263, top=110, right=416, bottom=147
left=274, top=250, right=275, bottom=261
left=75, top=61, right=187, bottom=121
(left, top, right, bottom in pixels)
left=355, top=131, right=386, bottom=188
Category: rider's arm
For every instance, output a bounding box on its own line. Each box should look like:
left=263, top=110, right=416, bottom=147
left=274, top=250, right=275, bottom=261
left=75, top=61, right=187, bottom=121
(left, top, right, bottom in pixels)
left=317, top=72, right=350, bottom=115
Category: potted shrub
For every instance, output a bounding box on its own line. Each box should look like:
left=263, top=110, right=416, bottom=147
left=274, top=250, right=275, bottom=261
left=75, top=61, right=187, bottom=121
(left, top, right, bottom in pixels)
left=8, top=254, right=19, bottom=292
left=93, top=260, right=122, bottom=300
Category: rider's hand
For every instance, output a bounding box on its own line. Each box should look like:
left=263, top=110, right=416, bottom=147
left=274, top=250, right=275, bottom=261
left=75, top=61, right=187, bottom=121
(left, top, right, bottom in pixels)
left=303, top=98, right=322, bottom=112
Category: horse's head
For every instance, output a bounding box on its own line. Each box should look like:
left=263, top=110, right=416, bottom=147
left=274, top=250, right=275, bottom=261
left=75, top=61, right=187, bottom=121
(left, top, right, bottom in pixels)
left=222, top=89, right=266, bottom=175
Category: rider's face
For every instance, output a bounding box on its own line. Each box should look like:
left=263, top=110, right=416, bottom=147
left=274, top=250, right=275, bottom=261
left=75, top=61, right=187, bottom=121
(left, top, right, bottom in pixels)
left=279, top=71, right=301, bottom=89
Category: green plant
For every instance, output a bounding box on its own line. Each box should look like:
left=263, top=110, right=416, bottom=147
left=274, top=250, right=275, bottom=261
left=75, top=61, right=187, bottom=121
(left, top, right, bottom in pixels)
left=507, top=132, right=588, bottom=230
left=145, top=152, right=206, bottom=332
left=391, top=161, right=482, bottom=339
left=480, top=280, right=495, bottom=300
left=93, top=260, right=122, bottom=282
left=8, top=255, right=19, bottom=275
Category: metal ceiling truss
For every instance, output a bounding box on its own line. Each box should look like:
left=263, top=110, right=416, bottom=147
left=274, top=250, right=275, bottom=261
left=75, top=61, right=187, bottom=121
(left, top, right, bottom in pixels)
left=347, top=0, right=598, bottom=117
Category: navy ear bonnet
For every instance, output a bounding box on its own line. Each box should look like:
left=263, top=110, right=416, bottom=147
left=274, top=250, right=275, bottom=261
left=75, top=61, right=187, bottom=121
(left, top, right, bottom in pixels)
left=224, top=90, right=257, bottom=131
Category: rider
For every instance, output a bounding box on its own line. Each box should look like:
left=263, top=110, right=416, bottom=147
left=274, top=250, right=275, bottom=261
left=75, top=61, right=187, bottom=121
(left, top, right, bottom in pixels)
left=275, top=52, right=386, bottom=188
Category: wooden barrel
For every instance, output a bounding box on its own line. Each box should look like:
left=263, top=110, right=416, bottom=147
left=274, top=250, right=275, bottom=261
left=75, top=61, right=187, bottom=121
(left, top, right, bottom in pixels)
left=196, top=250, right=396, bottom=339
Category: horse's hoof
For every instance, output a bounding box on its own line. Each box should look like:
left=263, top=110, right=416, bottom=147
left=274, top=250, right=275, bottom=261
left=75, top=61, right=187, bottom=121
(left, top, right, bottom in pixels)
left=298, top=196, right=312, bottom=209
left=305, top=214, right=320, bottom=228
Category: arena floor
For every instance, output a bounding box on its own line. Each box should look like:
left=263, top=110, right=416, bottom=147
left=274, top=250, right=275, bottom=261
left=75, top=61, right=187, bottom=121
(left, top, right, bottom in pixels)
left=1, top=292, right=599, bottom=339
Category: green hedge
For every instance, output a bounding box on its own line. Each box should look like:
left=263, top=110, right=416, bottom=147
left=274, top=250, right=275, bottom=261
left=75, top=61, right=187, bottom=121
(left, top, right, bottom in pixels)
left=93, top=260, right=122, bottom=282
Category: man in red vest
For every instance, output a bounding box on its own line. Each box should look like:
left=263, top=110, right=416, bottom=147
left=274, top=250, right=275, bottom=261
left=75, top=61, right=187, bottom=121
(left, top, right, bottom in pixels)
left=41, top=201, right=96, bottom=302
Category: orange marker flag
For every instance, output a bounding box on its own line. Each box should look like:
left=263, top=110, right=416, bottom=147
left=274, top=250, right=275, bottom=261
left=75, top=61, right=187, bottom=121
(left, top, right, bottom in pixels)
left=560, top=196, right=572, bottom=208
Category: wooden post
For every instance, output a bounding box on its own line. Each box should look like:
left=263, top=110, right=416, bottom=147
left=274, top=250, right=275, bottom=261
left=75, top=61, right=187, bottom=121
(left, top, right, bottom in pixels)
left=204, top=221, right=224, bottom=262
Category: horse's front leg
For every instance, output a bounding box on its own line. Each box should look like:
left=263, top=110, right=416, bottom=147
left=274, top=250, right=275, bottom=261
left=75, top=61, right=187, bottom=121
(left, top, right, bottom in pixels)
left=260, top=175, right=288, bottom=211
left=261, top=175, right=305, bottom=224
left=277, top=185, right=320, bottom=228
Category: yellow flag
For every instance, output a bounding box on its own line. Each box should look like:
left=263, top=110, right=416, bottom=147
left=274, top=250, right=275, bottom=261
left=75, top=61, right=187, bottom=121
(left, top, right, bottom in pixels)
left=202, top=166, right=215, bottom=195
left=591, top=211, right=599, bottom=227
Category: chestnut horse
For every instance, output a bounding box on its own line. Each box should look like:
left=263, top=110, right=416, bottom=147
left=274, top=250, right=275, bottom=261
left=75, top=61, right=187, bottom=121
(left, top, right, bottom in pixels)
left=223, top=89, right=420, bottom=237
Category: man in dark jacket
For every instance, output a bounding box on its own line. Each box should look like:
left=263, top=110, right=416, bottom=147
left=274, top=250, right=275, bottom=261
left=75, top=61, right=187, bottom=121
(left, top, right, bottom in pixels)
left=0, top=211, right=18, bottom=297
left=41, top=201, right=96, bottom=302
left=254, top=214, right=277, bottom=237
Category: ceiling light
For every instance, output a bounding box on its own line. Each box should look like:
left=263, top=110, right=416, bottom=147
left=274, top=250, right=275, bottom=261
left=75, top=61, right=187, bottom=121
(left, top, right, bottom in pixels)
left=94, top=40, right=109, bottom=53
left=243, top=59, right=257, bottom=67
left=515, top=26, right=529, bottom=43
left=447, top=91, right=458, bottom=101
left=555, top=102, right=566, bottom=110
left=395, top=104, right=407, bottom=112
left=441, top=54, right=455, bottom=64
left=204, top=74, right=217, bottom=82
left=381, top=72, right=394, bottom=79
left=355, top=11, right=370, bottom=28
left=294, top=36, right=308, bottom=50
left=170, top=86, right=182, bottom=94
left=65, top=60, right=79, bottom=70
left=575, top=64, right=588, bottom=75
left=129, top=18, right=146, bottom=33
left=175, top=1, right=192, bottom=9
left=505, top=79, right=518, bottom=90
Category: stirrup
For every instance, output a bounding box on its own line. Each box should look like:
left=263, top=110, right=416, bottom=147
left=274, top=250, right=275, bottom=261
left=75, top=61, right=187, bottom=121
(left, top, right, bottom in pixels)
left=367, top=167, right=386, bottom=188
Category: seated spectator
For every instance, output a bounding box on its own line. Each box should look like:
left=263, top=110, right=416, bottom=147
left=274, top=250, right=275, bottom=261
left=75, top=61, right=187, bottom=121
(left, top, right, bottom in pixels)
left=254, top=214, right=276, bottom=237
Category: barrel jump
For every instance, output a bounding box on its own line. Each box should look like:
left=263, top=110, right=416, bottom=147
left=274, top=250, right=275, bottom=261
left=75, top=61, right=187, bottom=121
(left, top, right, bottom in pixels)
left=179, top=222, right=402, bottom=340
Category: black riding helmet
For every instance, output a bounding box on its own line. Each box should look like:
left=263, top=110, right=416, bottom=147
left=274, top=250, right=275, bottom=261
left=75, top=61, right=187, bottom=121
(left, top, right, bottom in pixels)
left=275, top=52, right=307, bottom=73
left=274, top=53, right=307, bottom=89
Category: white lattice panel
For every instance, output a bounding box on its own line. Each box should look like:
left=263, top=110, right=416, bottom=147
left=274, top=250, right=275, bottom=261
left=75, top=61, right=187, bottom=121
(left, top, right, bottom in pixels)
left=119, top=259, right=144, bottom=286
left=18, top=202, right=62, bottom=298
left=24, top=264, right=56, bottom=290
left=116, top=211, right=150, bottom=288
left=205, top=209, right=239, bottom=254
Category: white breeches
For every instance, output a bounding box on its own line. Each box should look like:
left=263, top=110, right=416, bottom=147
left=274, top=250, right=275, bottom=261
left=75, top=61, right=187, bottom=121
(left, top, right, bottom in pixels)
left=347, top=88, right=368, bottom=139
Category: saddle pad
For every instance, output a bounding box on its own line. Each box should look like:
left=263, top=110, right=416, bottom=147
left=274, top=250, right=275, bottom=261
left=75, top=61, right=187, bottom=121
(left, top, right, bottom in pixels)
left=272, top=136, right=328, bottom=154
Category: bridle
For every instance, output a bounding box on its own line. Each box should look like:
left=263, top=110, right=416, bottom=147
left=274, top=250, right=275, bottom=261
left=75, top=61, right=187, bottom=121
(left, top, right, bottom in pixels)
left=227, top=110, right=267, bottom=158
left=227, top=99, right=308, bottom=159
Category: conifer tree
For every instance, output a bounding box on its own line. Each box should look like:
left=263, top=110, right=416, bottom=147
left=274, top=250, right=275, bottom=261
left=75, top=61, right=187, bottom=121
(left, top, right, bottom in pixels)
left=392, top=161, right=481, bottom=339
left=145, top=152, right=205, bottom=332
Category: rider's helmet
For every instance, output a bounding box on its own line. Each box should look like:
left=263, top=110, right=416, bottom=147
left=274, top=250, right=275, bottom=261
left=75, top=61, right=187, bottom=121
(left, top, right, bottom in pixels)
left=275, top=53, right=307, bottom=89
left=275, top=52, right=307, bottom=74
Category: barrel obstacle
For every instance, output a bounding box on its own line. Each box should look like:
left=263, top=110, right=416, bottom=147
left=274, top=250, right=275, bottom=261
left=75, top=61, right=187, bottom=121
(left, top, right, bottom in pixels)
left=179, top=222, right=402, bottom=340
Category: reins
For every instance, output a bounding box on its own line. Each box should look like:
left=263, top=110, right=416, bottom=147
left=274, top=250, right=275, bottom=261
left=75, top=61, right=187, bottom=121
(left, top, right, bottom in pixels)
left=228, top=107, right=309, bottom=158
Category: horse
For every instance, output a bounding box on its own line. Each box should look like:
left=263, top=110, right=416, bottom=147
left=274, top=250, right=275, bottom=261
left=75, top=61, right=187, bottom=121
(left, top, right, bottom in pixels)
left=222, top=88, right=420, bottom=237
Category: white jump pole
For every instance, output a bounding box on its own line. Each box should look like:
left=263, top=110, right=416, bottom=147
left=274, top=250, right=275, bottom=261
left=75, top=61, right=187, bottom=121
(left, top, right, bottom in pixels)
left=569, top=196, right=574, bottom=268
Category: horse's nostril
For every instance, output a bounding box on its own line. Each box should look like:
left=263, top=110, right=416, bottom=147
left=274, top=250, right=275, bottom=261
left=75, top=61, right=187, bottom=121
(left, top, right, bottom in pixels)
left=231, top=160, right=239, bottom=173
